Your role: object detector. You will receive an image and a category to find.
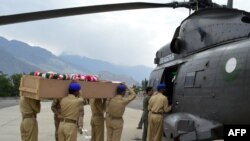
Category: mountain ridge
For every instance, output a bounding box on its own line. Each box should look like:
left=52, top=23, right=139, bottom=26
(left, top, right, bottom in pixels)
left=0, top=36, right=153, bottom=85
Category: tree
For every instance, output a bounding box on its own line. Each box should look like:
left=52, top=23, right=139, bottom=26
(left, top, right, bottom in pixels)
left=10, top=73, right=23, bottom=97
left=141, top=78, right=148, bottom=91
left=0, top=73, right=13, bottom=97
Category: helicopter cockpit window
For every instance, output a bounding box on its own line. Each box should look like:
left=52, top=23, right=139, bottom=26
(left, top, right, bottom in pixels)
left=184, top=72, right=196, bottom=87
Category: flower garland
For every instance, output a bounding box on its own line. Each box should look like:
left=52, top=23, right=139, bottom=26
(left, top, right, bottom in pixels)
left=30, top=71, right=98, bottom=82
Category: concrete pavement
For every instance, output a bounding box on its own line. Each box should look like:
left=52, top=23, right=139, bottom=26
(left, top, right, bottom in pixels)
left=0, top=101, right=145, bottom=141
left=0, top=98, right=19, bottom=109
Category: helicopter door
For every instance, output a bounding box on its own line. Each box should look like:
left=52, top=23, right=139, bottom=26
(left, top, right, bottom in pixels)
left=161, top=65, right=179, bottom=105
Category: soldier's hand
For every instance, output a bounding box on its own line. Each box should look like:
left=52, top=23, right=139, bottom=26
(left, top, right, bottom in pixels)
left=78, top=127, right=83, bottom=134
left=168, top=106, right=172, bottom=112
left=124, top=83, right=128, bottom=87
left=57, top=114, right=63, bottom=119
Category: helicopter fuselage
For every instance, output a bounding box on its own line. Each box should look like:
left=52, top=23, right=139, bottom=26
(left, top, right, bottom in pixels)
left=149, top=8, right=250, bottom=140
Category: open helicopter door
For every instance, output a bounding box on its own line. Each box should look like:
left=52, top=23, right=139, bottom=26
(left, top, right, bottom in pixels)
left=160, top=65, right=179, bottom=106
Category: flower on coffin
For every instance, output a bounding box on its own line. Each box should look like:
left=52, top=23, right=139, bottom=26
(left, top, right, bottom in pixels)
left=85, top=75, right=98, bottom=82
left=80, top=75, right=86, bottom=81
left=30, top=71, right=99, bottom=81
left=34, top=71, right=41, bottom=76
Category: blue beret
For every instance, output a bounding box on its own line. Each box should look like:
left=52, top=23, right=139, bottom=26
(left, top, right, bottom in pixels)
left=69, top=82, right=81, bottom=92
left=117, top=84, right=126, bottom=94
left=157, top=84, right=166, bottom=91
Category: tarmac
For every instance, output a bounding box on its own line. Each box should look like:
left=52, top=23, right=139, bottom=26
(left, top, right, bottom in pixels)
left=0, top=101, right=148, bottom=141
left=0, top=99, right=223, bottom=141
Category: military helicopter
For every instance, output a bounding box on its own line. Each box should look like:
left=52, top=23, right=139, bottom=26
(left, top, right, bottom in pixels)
left=0, top=0, right=249, bottom=140
left=148, top=0, right=250, bottom=140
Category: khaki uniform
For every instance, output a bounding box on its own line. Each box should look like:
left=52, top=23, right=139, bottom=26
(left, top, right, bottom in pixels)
left=142, top=96, right=150, bottom=141
left=106, top=88, right=136, bottom=141
left=20, top=96, right=40, bottom=141
left=90, top=99, right=105, bottom=141
left=58, top=95, right=84, bottom=141
left=52, top=99, right=85, bottom=141
left=147, top=92, right=171, bottom=141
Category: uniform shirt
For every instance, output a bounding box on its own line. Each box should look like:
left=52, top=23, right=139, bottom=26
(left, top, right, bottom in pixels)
left=90, top=99, right=105, bottom=115
left=60, top=94, right=84, bottom=121
left=107, top=88, right=136, bottom=118
left=148, top=92, right=171, bottom=113
left=20, top=96, right=40, bottom=116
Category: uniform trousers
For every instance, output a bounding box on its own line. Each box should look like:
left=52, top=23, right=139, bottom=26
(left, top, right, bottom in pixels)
left=106, top=115, right=123, bottom=141
left=20, top=117, right=38, bottom=141
left=58, top=122, right=77, bottom=141
left=91, top=115, right=104, bottom=141
left=147, top=112, right=164, bottom=141
left=54, top=116, right=60, bottom=141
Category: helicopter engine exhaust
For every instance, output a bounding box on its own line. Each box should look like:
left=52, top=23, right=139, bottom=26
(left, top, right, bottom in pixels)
left=227, top=0, right=233, bottom=8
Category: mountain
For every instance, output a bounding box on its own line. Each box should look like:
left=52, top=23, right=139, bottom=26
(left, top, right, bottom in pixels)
left=97, top=71, right=138, bottom=85
left=0, top=36, right=152, bottom=85
left=59, top=55, right=153, bottom=82
left=0, top=47, right=40, bottom=74
left=0, top=37, right=82, bottom=74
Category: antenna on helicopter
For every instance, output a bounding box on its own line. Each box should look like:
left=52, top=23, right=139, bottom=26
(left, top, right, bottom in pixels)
left=227, top=0, right=233, bottom=8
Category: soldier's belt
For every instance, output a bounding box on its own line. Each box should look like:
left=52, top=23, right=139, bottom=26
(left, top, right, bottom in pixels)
left=151, top=111, right=164, bottom=115
left=60, top=118, right=77, bottom=124
left=23, top=113, right=36, bottom=119
left=108, top=115, right=122, bottom=119
left=93, top=113, right=103, bottom=117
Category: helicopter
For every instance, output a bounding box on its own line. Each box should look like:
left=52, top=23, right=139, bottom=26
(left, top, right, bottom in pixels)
left=0, top=0, right=249, bottom=140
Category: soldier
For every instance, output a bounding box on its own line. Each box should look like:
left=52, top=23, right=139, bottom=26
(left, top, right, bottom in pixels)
left=20, top=96, right=41, bottom=141
left=106, top=84, right=136, bottom=141
left=89, top=98, right=106, bottom=141
left=58, top=82, right=84, bottom=141
left=77, top=104, right=84, bottom=134
left=52, top=99, right=85, bottom=140
left=51, top=99, right=61, bottom=141
left=147, top=84, right=172, bottom=141
left=141, top=87, right=153, bottom=141
left=136, top=93, right=146, bottom=130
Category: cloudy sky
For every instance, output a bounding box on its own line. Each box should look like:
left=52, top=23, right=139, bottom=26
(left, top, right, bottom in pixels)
left=0, top=0, right=249, bottom=67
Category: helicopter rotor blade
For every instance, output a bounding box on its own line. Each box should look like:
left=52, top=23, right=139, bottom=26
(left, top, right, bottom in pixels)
left=0, top=2, right=187, bottom=25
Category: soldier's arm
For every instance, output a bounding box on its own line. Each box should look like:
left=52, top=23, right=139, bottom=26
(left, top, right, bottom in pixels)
left=83, top=98, right=89, bottom=105
left=77, top=97, right=84, bottom=133
left=148, top=98, right=152, bottom=111
left=142, top=97, right=148, bottom=111
left=163, top=97, right=171, bottom=113
left=78, top=105, right=84, bottom=128
left=51, top=99, right=60, bottom=114
left=123, top=86, right=136, bottom=105
left=105, top=98, right=111, bottom=113
left=31, top=99, right=41, bottom=114
left=102, top=99, right=107, bottom=112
